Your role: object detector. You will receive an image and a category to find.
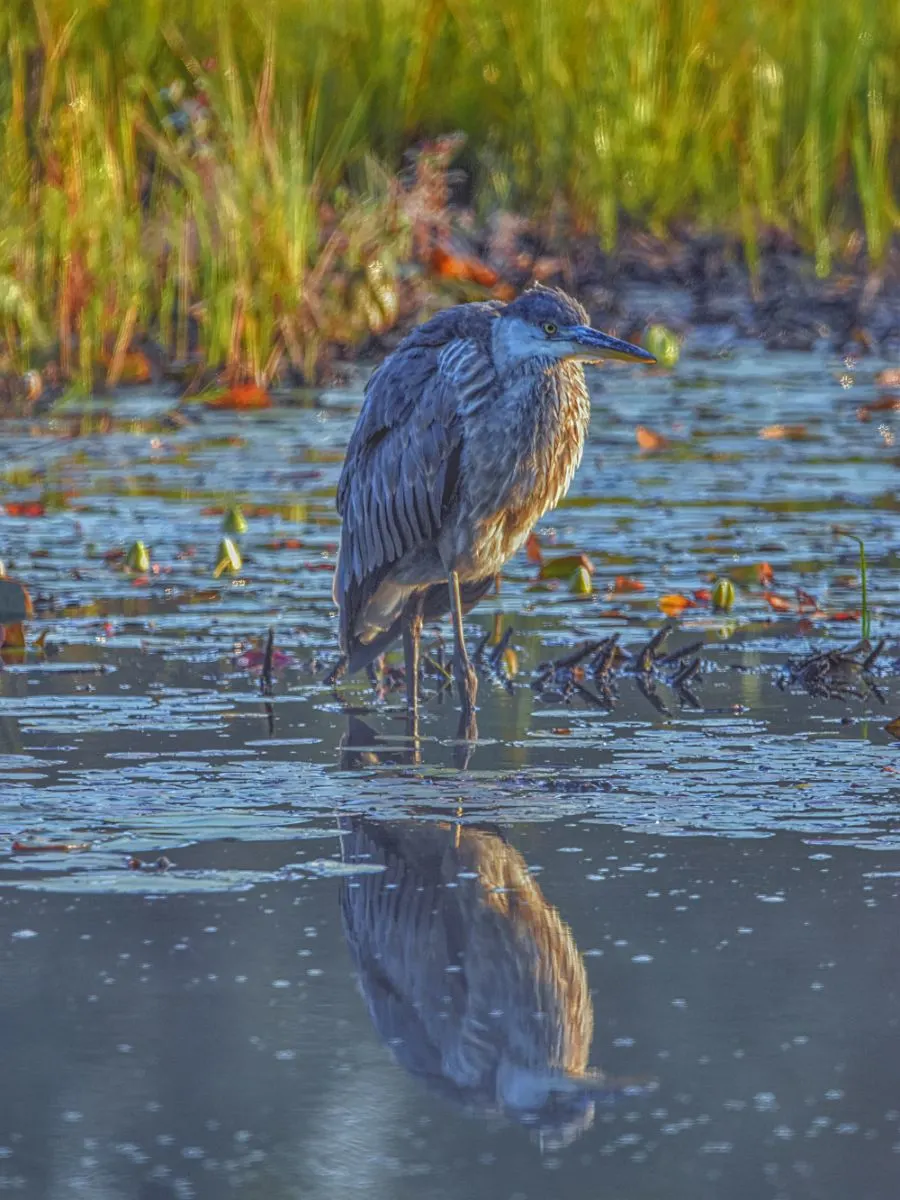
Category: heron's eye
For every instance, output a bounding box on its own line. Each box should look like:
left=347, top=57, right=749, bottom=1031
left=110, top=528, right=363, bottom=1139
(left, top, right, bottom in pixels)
left=542, top=322, right=558, bottom=336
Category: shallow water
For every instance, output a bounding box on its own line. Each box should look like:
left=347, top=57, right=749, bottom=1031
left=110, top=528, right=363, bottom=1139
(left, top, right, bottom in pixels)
left=1, top=341, right=899, bottom=1198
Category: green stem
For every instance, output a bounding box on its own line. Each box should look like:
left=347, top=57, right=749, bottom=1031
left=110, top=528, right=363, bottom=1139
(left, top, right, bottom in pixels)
left=833, top=527, right=870, bottom=640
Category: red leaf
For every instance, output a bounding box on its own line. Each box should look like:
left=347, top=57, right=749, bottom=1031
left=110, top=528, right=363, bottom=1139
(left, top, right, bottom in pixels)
left=430, top=245, right=498, bottom=287
left=235, top=648, right=295, bottom=670
left=636, top=426, right=670, bottom=452
left=613, top=575, right=646, bottom=593
left=659, top=593, right=696, bottom=617
left=693, top=588, right=712, bottom=603
left=763, top=592, right=794, bottom=613
left=5, top=502, right=44, bottom=517
left=205, top=384, right=272, bottom=411
left=525, top=532, right=543, bottom=564
left=12, top=840, right=91, bottom=853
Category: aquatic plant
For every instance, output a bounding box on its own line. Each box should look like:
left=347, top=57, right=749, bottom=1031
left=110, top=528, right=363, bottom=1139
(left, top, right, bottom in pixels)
left=1, top=0, right=899, bottom=382
left=834, top=526, right=871, bottom=640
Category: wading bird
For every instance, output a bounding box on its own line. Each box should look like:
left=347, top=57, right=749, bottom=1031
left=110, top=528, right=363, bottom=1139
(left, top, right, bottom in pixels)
left=332, top=285, right=655, bottom=729
left=340, top=817, right=646, bottom=1149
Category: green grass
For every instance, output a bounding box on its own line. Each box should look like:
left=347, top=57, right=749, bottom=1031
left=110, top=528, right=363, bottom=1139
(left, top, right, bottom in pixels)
left=1, top=0, right=899, bottom=383
left=834, top=526, right=872, bottom=639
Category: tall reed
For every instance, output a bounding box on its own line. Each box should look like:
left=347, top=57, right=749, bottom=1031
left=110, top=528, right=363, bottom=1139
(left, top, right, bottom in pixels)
left=0, top=0, right=898, bottom=381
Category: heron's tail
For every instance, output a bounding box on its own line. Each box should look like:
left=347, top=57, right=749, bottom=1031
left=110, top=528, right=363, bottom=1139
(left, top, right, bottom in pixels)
left=336, top=575, right=496, bottom=677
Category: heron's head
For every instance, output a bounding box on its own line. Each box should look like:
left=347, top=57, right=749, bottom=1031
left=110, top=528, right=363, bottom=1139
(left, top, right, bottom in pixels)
left=493, top=285, right=656, bottom=371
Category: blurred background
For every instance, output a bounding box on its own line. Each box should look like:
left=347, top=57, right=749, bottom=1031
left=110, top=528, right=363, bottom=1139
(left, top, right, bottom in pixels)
left=1, top=0, right=899, bottom=395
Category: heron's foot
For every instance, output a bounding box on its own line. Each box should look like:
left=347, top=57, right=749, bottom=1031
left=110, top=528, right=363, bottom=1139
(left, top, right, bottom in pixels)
left=454, top=710, right=478, bottom=765
left=454, top=661, right=478, bottom=711
left=324, top=654, right=348, bottom=687
left=456, top=706, right=478, bottom=741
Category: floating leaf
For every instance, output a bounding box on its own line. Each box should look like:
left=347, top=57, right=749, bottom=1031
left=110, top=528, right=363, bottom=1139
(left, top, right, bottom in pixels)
left=214, top=538, right=242, bottom=577
left=711, top=578, right=735, bottom=612
left=5, top=501, right=44, bottom=517
left=636, top=426, right=670, bottom=452
left=857, top=396, right=900, bottom=421
left=759, top=424, right=809, bottom=440
left=658, top=593, right=696, bottom=617
left=12, top=840, right=91, bottom=854
left=223, top=505, right=248, bottom=535
left=540, top=553, right=593, bottom=580
left=235, top=646, right=295, bottom=670
left=501, top=647, right=519, bottom=676
left=205, top=384, right=272, bottom=410
left=884, top=717, right=900, bottom=740
left=763, top=591, right=793, bottom=612
left=693, top=588, right=712, bottom=603
left=525, top=532, right=543, bottom=564
left=644, top=324, right=680, bottom=368
left=569, top=565, right=592, bottom=595
left=613, top=575, right=645, bottom=593
left=125, top=541, right=150, bottom=573
left=758, top=562, right=774, bottom=587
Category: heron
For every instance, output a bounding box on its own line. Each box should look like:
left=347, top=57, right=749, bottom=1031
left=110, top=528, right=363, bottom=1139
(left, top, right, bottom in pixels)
left=332, top=285, right=655, bottom=727
left=340, top=817, right=646, bottom=1149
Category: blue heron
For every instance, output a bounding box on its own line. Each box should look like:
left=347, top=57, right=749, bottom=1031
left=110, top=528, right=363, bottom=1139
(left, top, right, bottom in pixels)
left=332, top=285, right=655, bottom=724
left=340, top=817, right=646, bottom=1149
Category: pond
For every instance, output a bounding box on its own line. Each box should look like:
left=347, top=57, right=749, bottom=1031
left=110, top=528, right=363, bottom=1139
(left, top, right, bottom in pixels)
left=0, top=330, right=898, bottom=1198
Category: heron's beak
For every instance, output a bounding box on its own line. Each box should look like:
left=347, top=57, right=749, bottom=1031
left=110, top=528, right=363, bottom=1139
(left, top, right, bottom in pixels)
left=566, top=325, right=656, bottom=364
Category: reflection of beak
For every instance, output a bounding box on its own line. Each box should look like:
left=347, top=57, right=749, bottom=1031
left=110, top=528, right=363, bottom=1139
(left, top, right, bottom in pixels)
left=567, top=325, right=657, bottom=364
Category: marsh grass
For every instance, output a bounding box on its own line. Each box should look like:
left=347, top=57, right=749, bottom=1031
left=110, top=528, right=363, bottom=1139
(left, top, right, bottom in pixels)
left=834, top=526, right=872, bottom=639
left=1, top=0, right=899, bottom=382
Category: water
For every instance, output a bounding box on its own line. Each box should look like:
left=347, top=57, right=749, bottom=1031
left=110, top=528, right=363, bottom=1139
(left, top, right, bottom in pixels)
left=0, top=340, right=899, bottom=1198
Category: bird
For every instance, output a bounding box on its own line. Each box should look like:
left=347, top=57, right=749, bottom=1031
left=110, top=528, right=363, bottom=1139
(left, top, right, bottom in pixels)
left=339, top=817, right=646, bottom=1149
left=331, top=284, right=655, bottom=728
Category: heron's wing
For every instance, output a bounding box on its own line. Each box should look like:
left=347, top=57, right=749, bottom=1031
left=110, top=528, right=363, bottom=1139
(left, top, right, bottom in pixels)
left=335, top=304, right=500, bottom=645
left=337, top=348, right=462, bottom=576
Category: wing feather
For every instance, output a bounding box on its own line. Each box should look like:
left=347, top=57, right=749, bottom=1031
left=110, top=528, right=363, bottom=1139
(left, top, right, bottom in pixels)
left=334, top=303, right=502, bottom=654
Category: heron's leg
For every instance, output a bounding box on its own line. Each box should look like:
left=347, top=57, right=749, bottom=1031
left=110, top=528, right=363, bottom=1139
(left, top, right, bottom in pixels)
left=448, top=570, right=478, bottom=725
left=402, top=594, right=424, bottom=717
left=324, top=654, right=348, bottom=687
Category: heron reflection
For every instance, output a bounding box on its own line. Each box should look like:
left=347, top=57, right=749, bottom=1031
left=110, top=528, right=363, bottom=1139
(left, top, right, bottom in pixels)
left=340, top=817, right=642, bottom=1149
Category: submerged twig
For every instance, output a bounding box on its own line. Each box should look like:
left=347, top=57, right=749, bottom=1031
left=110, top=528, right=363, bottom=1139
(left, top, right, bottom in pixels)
left=532, top=624, right=708, bottom=713
left=781, top=637, right=885, bottom=703
left=261, top=627, right=275, bottom=697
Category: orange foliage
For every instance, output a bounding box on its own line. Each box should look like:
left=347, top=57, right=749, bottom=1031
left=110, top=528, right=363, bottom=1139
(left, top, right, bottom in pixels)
left=613, top=576, right=645, bottom=593
left=763, top=591, right=793, bottom=612
left=658, top=593, right=696, bottom=617
left=430, top=245, right=498, bottom=288
left=635, top=426, right=670, bottom=452
left=525, top=532, right=543, bottom=564
left=5, top=502, right=44, bottom=517
left=205, top=384, right=272, bottom=410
